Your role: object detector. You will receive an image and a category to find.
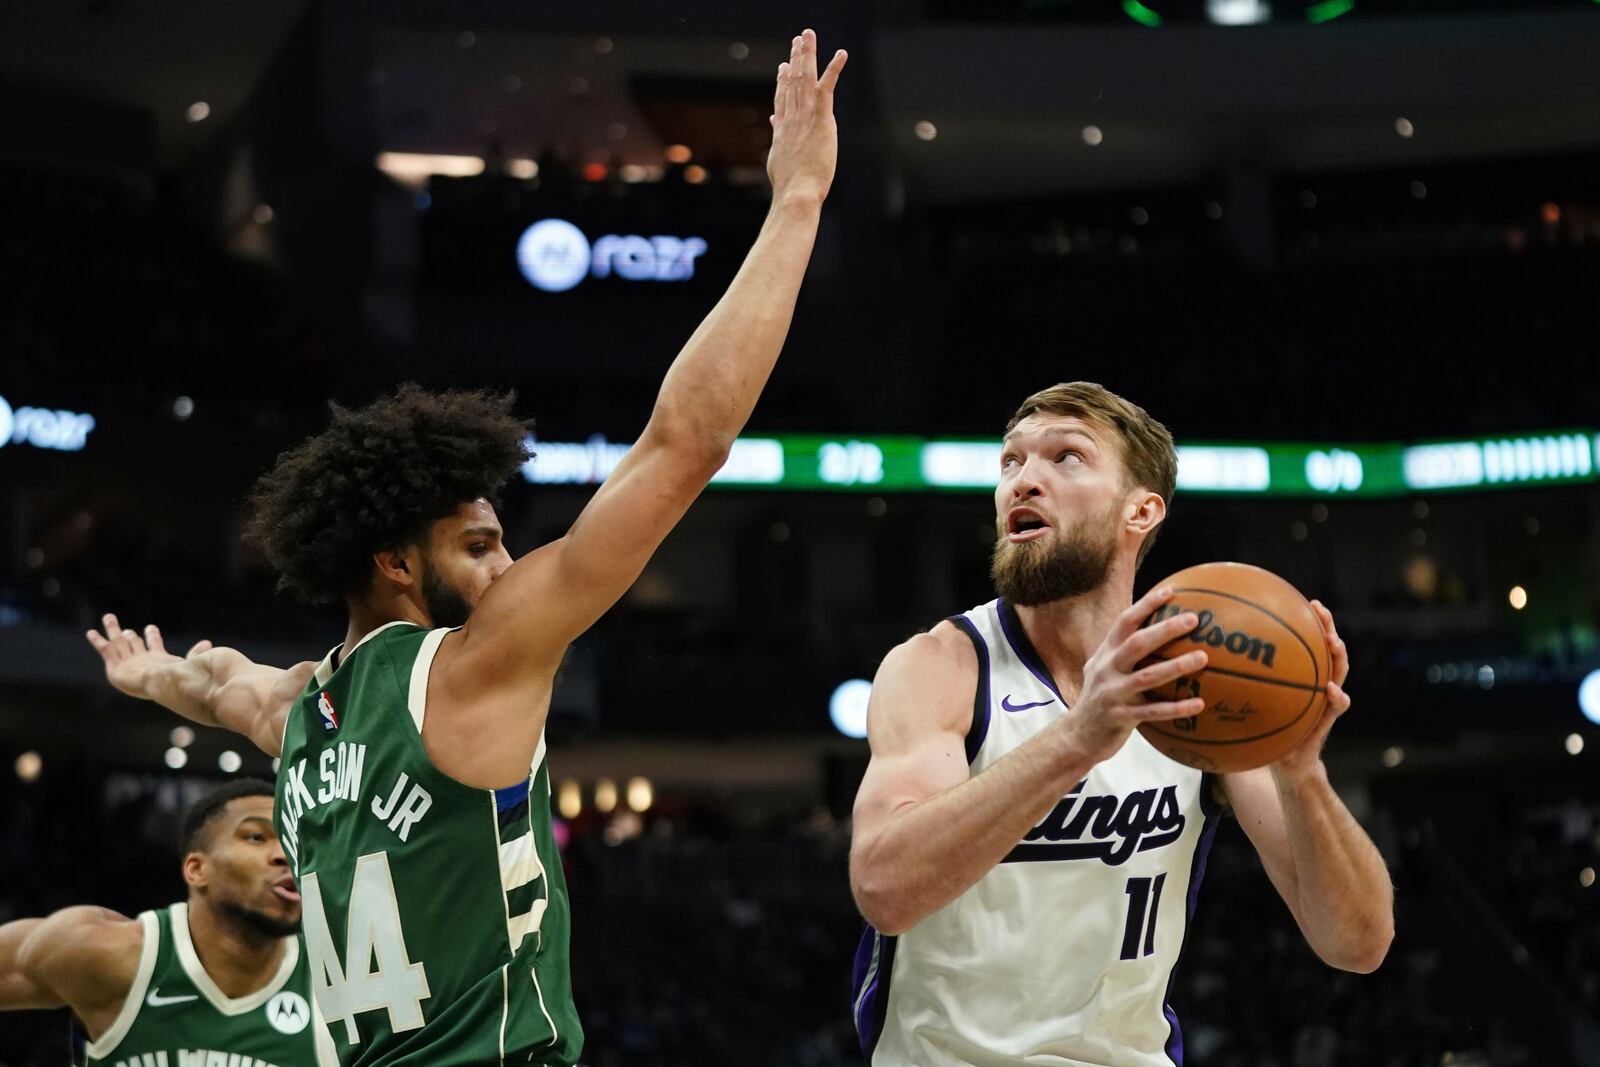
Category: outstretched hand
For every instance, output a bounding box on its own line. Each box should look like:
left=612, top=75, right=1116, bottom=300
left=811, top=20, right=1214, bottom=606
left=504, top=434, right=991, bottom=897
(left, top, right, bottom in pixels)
left=1272, top=599, right=1352, bottom=780
left=766, top=28, right=848, bottom=205
left=1057, top=586, right=1210, bottom=766
left=85, top=614, right=212, bottom=702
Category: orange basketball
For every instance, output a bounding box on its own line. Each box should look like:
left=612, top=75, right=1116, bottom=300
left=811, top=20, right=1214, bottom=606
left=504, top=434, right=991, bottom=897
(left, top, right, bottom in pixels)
left=1136, top=562, right=1330, bottom=774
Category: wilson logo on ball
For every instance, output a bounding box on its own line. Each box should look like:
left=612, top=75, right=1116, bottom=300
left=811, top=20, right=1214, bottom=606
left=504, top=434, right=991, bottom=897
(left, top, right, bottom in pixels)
left=1151, top=604, right=1278, bottom=668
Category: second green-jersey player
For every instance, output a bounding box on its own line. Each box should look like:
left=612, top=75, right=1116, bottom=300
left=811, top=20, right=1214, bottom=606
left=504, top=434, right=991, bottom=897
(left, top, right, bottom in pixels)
left=275, top=622, right=580, bottom=1066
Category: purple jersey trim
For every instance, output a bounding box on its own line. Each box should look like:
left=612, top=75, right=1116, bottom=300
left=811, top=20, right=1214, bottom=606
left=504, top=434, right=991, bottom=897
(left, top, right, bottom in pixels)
left=948, top=614, right=993, bottom=764
left=1161, top=811, right=1221, bottom=1065
left=995, top=599, right=1065, bottom=703
left=850, top=925, right=898, bottom=1060
left=1198, top=772, right=1226, bottom=818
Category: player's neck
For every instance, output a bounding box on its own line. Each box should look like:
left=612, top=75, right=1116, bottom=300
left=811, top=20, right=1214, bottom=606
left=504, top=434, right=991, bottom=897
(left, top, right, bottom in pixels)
left=185, top=898, right=287, bottom=999
left=1014, top=573, right=1136, bottom=698
left=343, top=595, right=430, bottom=657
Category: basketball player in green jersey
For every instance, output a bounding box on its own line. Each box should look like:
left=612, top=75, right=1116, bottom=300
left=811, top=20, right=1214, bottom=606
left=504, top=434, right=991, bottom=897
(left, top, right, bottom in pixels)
left=77, top=28, right=847, bottom=1067
left=0, top=779, right=333, bottom=1067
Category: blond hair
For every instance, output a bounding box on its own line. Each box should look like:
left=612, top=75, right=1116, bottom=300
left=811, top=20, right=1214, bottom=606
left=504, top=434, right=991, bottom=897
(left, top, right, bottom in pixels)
left=1005, top=382, right=1177, bottom=566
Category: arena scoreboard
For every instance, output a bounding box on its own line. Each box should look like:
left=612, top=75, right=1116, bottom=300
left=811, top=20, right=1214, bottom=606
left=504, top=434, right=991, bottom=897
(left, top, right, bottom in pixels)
left=521, top=430, right=1597, bottom=498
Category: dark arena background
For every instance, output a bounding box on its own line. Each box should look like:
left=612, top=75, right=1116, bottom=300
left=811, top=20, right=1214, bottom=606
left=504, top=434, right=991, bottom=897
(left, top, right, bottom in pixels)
left=4, top=1, right=1600, bottom=1065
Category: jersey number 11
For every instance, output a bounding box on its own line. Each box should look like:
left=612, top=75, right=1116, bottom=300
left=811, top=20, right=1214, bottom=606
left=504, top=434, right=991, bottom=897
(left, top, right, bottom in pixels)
left=1120, top=873, right=1166, bottom=961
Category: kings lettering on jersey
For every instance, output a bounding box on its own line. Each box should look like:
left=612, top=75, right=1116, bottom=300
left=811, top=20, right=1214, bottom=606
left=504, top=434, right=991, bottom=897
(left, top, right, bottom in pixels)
left=1002, top=779, right=1188, bottom=866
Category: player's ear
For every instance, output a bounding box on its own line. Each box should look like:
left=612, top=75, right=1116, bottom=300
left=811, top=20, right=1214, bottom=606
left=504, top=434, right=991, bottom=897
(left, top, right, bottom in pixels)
left=373, top=546, right=419, bottom=589
left=1126, top=490, right=1165, bottom=536
left=182, top=851, right=208, bottom=891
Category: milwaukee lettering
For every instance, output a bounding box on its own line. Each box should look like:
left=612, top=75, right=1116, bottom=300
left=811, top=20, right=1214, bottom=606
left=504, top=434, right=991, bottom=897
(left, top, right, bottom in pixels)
left=1151, top=604, right=1277, bottom=668
left=1002, top=781, right=1186, bottom=866
left=110, top=1054, right=284, bottom=1067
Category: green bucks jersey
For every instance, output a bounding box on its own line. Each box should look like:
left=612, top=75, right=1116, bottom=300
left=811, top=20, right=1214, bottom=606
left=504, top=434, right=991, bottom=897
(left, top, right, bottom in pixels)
left=274, top=622, right=581, bottom=1067
left=83, top=902, right=326, bottom=1067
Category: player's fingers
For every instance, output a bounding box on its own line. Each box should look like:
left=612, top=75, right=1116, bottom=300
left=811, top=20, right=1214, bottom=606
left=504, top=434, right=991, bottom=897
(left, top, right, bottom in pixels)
left=102, top=613, right=123, bottom=641
left=773, top=62, right=790, bottom=121
left=1114, top=611, right=1199, bottom=671
left=1326, top=681, right=1351, bottom=715
left=1311, top=601, right=1351, bottom=685
left=1110, top=585, right=1175, bottom=645
left=1117, top=697, right=1206, bottom=724
left=86, top=629, right=109, bottom=652
left=783, top=34, right=802, bottom=113
left=122, top=627, right=145, bottom=651
left=799, top=28, right=817, bottom=84
left=818, top=49, right=848, bottom=98
left=186, top=639, right=214, bottom=658
left=145, top=625, right=165, bottom=654
left=794, top=32, right=818, bottom=120
left=1128, top=650, right=1208, bottom=693
left=1310, top=599, right=1336, bottom=634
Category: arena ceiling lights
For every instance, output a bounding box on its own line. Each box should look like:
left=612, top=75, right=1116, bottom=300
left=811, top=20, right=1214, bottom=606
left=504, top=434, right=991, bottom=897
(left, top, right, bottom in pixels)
left=519, top=431, right=1598, bottom=498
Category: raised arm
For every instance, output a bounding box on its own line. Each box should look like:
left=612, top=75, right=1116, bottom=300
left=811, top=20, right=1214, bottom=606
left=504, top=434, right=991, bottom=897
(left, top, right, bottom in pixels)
left=1222, top=601, right=1394, bottom=973
left=0, top=907, right=142, bottom=1035
left=850, top=589, right=1209, bottom=934
left=86, top=614, right=314, bottom=757
left=436, top=31, right=846, bottom=710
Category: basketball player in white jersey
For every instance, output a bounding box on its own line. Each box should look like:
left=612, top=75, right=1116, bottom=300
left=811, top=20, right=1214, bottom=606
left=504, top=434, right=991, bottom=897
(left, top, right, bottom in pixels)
left=849, top=382, right=1394, bottom=1067
left=0, top=779, right=332, bottom=1066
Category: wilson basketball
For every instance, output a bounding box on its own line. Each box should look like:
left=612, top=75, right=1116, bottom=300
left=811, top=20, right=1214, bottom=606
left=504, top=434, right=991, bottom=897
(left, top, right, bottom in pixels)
left=1136, top=562, right=1330, bottom=774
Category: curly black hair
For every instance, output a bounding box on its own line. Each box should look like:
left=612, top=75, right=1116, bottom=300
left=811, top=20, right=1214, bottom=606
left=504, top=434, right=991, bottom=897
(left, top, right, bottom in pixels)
left=244, top=385, right=532, bottom=605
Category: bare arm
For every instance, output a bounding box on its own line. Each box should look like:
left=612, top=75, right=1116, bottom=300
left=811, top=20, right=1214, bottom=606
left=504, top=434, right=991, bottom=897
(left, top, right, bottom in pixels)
left=850, top=589, right=1208, bottom=934
left=429, top=31, right=848, bottom=780
left=0, top=907, right=141, bottom=1034
left=0, top=920, right=52, bottom=1010
left=1224, top=600, right=1394, bottom=974
left=86, top=614, right=314, bottom=757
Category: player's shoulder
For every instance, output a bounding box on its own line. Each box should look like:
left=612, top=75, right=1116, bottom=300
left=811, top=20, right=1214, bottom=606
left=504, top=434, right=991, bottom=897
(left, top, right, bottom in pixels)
left=878, top=618, right=981, bottom=684
left=21, top=905, right=143, bottom=984
left=33, top=904, right=139, bottom=938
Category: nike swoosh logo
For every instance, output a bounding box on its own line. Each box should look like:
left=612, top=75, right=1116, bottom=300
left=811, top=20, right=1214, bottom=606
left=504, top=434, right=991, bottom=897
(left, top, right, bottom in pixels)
left=145, top=989, right=199, bottom=1007
left=1001, top=694, right=1055, bottom=713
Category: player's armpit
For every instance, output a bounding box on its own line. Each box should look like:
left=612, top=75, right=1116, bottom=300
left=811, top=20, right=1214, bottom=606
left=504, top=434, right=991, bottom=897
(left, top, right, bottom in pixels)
left=7, top=907, right=141, bottom=1023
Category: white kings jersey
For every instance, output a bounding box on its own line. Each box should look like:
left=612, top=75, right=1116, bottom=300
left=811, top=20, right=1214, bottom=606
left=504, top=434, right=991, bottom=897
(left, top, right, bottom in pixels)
left=852, top=598, right=1224, bottom=1067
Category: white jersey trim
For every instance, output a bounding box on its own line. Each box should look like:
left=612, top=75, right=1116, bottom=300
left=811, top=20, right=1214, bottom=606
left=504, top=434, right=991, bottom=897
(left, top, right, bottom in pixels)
left=83, top=910, right=160, bottom=1060
left=405, top=627, right=452, bottom=733
left=170, top=901, right=300, bottom=1015
left=312, top=619, right=415, bottom=688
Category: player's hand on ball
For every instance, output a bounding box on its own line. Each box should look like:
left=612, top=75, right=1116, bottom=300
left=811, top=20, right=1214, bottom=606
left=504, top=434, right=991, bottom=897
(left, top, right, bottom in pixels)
left=85, top=614, right=211, bottom=701
left=1059, top=586, right=1209, bottom=766
left=1272, top=599, right=1351, bottom=779
left=766, top=28, right=847, bottom=205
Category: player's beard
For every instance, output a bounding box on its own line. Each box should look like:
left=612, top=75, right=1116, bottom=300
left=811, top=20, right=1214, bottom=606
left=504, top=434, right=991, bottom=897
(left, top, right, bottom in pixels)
left=420, top=555, right=473, bottom=629
left=990, top=500, right=1121, bottom=606
left=221, top=899, right=300, bottom=939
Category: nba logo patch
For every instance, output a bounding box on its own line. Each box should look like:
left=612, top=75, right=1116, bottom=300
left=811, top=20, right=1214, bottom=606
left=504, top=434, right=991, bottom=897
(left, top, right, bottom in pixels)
left=317, top=692, right=339, bottom=731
